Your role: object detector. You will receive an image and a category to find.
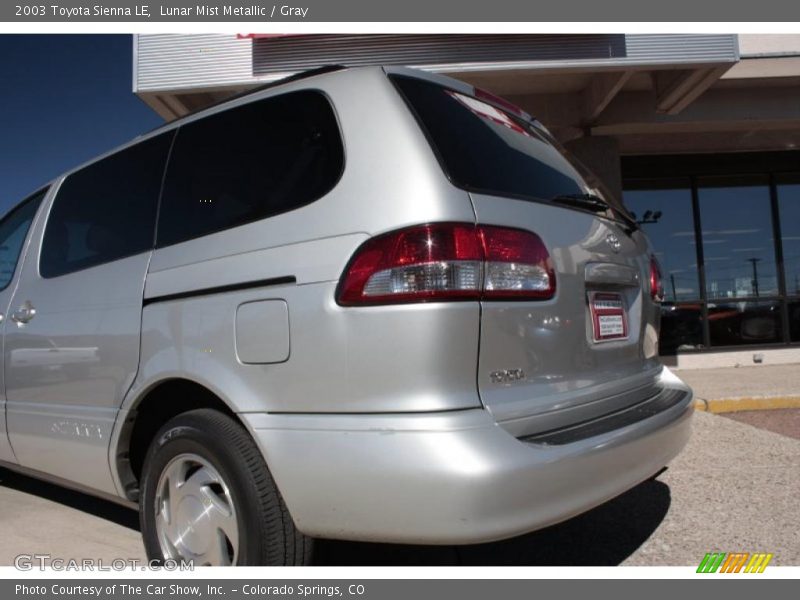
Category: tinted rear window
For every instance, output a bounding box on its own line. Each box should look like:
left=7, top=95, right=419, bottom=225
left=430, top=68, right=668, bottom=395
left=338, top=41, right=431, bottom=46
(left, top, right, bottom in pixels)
left=41, top=133, right=173, bottom=278
left=391, top=75, right=588, bottom=202
left=157, top=90, right=344, bottom=247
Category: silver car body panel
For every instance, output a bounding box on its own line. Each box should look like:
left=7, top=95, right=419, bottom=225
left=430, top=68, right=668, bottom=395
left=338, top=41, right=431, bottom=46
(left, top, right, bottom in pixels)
left=128, top=67, right=481, bottom=417
left=0, top=187, right=53, bottom=464
left=0, top=66, right=693, bottom=545
left=244, top=367, right=692, bottom=544
left=0, top=397, right=11, bottom=463
left=471, top=192, right=663, bottom=434
left=4, top=180, right=150, bottom=494
left=0, top=316, right=16, bottom=464
left=132, top=281, right=481, bottom=415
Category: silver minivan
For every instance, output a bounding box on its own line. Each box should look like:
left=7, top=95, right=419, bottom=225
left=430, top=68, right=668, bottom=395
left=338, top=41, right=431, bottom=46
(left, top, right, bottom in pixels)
left=0, top=66, right=693, bottom=566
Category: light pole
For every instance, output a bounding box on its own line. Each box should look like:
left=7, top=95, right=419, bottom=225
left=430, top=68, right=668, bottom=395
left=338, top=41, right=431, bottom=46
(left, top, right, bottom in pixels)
left=747, top=257, right=762, bottom=297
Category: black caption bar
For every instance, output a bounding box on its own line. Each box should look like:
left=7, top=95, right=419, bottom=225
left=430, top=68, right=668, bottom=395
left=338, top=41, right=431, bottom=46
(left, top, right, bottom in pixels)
left=3, top=579, right=790, bottom=600
left=3, top=0, right=800, bottom=21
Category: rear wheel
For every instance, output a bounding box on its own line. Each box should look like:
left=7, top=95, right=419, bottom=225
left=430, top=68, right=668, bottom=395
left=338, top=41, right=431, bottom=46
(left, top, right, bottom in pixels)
left=139, top=408, right=312, bottom=566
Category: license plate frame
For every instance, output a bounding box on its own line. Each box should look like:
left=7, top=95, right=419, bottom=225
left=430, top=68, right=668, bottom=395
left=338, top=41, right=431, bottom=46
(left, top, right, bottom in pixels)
left=589, top=292, right=628, bottom=343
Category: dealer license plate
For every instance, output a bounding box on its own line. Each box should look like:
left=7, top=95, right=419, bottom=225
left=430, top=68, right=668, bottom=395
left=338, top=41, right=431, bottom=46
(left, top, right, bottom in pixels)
left=589, top=292, right=628, bottom=342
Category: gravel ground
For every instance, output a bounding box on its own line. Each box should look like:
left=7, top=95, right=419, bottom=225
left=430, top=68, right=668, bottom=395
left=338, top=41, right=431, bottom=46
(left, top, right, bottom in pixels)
left=620, top=410, right=800, bottom=566
left=1, top=410, right=798, bottom=566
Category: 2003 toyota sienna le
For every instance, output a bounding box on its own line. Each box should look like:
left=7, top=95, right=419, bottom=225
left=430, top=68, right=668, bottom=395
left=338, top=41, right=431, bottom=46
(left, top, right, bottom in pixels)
left=0, top=65, right=693, bottom=566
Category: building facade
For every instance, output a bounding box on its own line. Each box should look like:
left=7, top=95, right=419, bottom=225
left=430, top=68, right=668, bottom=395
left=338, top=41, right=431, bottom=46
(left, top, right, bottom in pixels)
left=133, top=33, right=800, bottom=367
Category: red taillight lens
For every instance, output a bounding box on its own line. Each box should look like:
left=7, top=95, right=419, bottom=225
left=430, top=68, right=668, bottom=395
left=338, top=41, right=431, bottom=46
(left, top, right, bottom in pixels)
left=478, top=225, right=555, bottom=299
left=337, top=223, right=555, bottom=306
left=337, top=223, right=483, bottom=305
left=649, top=255, right=665, bottom=303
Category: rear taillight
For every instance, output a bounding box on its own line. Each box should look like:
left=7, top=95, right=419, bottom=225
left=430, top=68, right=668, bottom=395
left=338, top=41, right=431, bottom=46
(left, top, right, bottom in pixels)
left=337, top=223, right=555, bottom=306
left=649, top=255, right=664, bottom=303
left=478, top=225, right=555, bottom=299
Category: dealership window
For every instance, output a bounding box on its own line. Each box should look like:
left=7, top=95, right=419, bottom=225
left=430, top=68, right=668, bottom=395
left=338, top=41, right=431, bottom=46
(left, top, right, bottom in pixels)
left=625, top=179, right=699, bottom=302
left=707, top=300, right=783, bottom=347
left=698, top=176, right=778, bottom=299
left=623, top=157, right=800, bottom=353
left=789, top=299, right=800, bottom=343
left=777, top=174, right=800, bottom=341
left=625, top=179, right=704, bottom=353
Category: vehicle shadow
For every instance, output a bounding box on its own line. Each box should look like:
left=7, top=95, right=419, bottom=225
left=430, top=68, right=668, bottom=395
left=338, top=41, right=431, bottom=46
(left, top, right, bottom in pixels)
left=314, top=476, right=672, bottom=566
left=0, top=466, right=670, bottom=566
left=0, top=467, right=140, bottom=531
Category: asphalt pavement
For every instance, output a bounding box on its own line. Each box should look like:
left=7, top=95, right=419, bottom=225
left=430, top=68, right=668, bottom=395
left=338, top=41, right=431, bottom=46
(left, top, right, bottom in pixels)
left=1, top=408, right=798, bottom=566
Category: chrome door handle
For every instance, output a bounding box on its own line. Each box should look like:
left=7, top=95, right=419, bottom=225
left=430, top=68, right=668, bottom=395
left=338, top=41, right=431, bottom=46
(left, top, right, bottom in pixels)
left=11, top=301, right=36, bottom=324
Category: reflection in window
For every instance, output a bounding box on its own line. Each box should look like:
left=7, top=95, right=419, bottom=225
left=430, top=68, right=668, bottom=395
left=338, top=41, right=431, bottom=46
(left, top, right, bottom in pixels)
left=659, top=303, right=704, bottom=353
left=708, top=300, right=783, bottom=346
left=789, top=300, right=800, bottom=342
left=777, top=174, right=800, bottom=297
left=698, top=176, right=778, bottom=299
left=624, top=180, right=699, bottom=301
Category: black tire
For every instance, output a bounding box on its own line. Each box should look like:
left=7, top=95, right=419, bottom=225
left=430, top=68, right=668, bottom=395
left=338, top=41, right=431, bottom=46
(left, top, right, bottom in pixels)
left=140, top=408, right=312, bottom=566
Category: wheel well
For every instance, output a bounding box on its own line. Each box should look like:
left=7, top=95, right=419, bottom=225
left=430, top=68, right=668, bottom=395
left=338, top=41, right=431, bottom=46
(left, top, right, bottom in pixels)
left=120, top=379, right=237, bottom=501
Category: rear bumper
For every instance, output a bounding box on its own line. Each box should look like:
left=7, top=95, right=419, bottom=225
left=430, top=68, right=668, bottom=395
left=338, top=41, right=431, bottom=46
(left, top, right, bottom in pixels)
left=242, top=370, right=693, bottom=544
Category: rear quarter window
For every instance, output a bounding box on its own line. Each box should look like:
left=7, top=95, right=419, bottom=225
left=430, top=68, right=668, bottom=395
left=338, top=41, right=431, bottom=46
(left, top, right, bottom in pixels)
left=40, top=133, right=173, bottom=278
left=390, top=75, right=588, bottom=203
left=157, top=90, right=344, bottom=247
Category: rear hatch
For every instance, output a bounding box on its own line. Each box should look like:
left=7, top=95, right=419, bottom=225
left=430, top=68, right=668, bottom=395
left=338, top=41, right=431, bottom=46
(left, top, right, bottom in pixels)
left=391, top=72, right=664, bottom=436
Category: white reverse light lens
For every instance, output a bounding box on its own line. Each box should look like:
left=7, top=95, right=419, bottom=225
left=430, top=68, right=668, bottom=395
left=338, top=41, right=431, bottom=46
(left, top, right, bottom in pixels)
left=484, top=262, right=552, bottom=292
left=363, top=261, right=483, bottom=296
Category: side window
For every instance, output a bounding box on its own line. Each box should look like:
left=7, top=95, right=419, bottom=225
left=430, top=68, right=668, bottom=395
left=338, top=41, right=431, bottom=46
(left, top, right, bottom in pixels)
left=0, top=191, right=46, bottom=290
left=40, top=133, right=173, bottom=278
left=157, top=90, right=344, bottom=247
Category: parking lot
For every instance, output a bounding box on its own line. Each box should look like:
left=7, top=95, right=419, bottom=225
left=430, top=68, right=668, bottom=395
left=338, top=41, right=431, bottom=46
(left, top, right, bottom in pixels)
left=1, top=406, right=798, bottom=567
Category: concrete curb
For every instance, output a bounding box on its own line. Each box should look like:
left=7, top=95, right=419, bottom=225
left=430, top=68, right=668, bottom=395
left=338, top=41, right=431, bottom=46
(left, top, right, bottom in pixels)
left=694, top=396, right=800, bottom=414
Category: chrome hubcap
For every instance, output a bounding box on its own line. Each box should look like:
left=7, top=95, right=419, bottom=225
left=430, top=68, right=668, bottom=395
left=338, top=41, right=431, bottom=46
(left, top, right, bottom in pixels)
left=154, top=453, right=239, bottom=566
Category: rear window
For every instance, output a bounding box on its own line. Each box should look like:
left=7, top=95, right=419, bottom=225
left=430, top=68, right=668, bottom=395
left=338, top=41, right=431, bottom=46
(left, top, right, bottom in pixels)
left=391, top=75, right=589, bottom=203
left=157, top=90, right=344, bottom=247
